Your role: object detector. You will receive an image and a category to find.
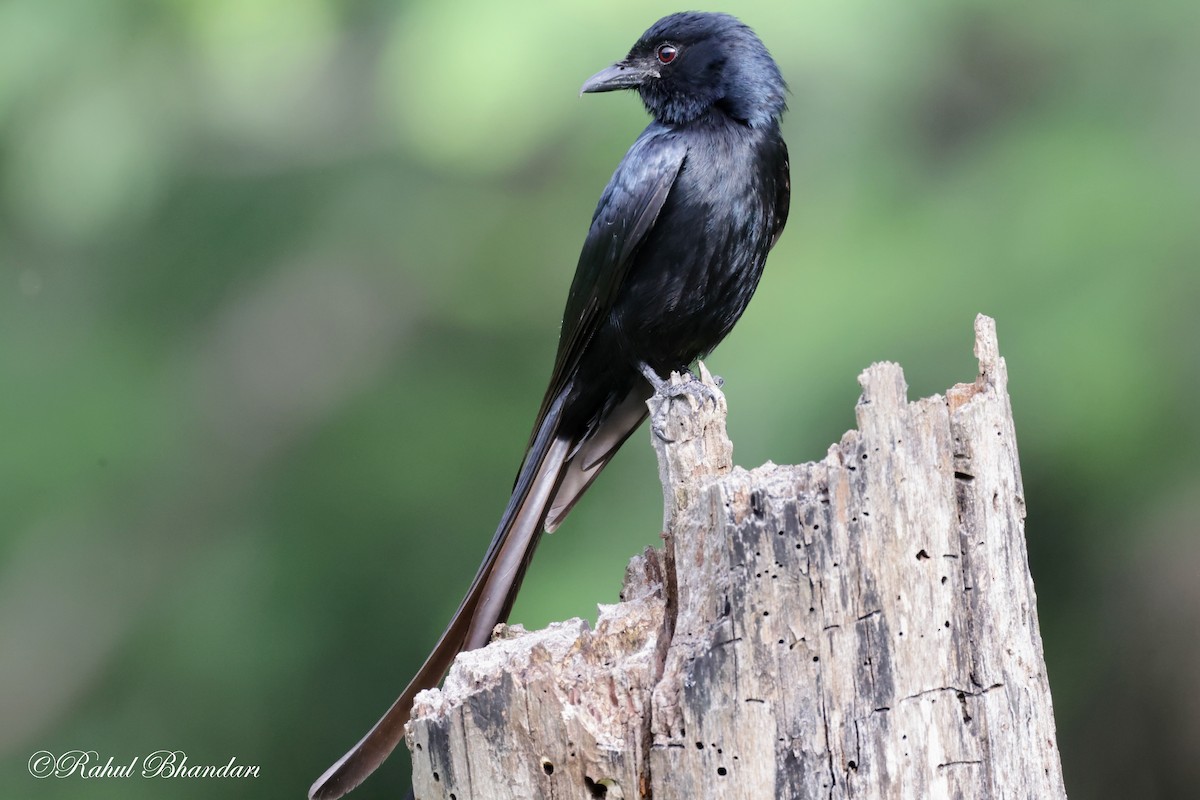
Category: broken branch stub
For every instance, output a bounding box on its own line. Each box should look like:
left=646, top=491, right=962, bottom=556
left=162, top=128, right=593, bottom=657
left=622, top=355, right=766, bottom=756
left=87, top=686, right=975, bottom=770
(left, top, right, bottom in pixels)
left=406, top=314, right=1066, bottom=800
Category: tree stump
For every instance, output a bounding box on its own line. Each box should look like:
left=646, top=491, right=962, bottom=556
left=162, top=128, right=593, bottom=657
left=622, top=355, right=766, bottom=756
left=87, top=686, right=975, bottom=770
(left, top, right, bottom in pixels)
left=406, top=314, right=1067, bottom=800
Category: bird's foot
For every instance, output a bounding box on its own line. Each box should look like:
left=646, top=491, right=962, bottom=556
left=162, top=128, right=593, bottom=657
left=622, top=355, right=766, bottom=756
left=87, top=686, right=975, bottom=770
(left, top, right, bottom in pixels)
left=641, top=363, right=709, bottom=403
left=644, top=361, right=726, bottom=441
left=639, top=360, right=724, bottom=395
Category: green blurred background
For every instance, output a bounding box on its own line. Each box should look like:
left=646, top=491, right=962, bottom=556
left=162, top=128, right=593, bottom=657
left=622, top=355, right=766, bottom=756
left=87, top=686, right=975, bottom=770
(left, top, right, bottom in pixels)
left=1, top=0, right=1197, bottom=797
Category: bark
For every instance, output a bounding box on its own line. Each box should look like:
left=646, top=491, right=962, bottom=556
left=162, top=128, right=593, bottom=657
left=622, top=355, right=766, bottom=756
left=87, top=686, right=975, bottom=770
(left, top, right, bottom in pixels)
left=406, top=314, right=1066, bottom=800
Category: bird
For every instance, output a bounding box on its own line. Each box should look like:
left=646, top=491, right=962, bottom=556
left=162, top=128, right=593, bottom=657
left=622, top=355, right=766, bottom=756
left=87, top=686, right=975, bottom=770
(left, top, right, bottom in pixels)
left=309, top=11, right=789, bottom=799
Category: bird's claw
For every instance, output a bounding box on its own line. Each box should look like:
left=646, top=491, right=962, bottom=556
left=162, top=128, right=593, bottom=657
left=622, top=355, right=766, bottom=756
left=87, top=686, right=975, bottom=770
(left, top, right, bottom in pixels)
left=666, top=374, right=722, bottom=408
left=640, top=361, right=723, bottom=394
left=644, top=361, right=725, bottom=415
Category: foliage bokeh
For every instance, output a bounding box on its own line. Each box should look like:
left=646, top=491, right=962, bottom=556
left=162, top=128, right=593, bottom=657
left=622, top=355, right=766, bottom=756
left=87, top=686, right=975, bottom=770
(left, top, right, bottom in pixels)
left=2, top=0, right=1197, bottom=798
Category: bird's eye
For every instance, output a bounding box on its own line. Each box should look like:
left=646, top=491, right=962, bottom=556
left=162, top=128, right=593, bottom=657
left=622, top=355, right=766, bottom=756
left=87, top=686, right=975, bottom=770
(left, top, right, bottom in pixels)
left=656, top=44, right=678, bottom=65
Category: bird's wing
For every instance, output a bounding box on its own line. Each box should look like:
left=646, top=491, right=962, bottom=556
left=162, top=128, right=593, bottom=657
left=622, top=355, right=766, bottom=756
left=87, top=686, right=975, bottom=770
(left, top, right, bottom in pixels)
left=536, top=130, right=687, bottom=531
left=530, top=128, right=688, bottom=436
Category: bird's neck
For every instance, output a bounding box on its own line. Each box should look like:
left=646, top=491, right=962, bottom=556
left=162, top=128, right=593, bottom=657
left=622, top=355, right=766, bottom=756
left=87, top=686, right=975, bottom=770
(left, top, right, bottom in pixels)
left=661, top=106, right=778, bottom=138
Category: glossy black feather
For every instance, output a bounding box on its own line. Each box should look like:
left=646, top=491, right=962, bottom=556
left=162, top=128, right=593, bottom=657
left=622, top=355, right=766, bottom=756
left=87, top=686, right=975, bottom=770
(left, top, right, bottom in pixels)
left=310, top=12, right=790, bottom=799
left=529, top=131, right=687, bottom=445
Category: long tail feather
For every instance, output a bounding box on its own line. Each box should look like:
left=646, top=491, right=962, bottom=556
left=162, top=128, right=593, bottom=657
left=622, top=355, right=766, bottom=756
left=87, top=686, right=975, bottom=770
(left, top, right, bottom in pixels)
left=544, top=387, right=650, bottom=532
left=309, top=391, right=573, bottom=800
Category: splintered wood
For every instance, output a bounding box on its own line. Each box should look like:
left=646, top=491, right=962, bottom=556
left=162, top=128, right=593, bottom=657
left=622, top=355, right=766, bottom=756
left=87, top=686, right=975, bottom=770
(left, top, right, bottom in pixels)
left=406, top=315, right=1066, bottom=800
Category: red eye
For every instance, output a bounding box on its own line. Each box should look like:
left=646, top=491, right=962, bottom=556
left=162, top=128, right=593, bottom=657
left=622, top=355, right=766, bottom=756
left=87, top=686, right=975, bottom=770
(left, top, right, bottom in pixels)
left=656, top=44, right=677, bottom=65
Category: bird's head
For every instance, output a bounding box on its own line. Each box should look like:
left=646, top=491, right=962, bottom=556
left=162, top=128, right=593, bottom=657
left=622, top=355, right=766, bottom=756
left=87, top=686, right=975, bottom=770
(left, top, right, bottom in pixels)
left=580, top=12, right=786, bottom=128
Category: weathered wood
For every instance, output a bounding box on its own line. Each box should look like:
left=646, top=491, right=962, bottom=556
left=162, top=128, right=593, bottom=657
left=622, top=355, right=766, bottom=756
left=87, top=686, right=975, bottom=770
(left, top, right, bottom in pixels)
left=406, top=314, right=1066, bottom=800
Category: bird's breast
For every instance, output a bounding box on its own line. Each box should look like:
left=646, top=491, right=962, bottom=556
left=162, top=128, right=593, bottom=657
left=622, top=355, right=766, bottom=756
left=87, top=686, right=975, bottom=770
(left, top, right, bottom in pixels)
left=610, top=125, right=787, bottom=372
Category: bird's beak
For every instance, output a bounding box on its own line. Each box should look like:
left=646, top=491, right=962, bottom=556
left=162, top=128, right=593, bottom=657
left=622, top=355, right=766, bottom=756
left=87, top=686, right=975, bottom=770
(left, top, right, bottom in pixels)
left=580, top=61, right=658, bottom=95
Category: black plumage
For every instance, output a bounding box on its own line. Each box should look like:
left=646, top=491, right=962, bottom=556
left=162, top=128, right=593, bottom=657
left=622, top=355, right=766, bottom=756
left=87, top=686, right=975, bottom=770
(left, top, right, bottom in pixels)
left=310, top=12, right=789, bottom=799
